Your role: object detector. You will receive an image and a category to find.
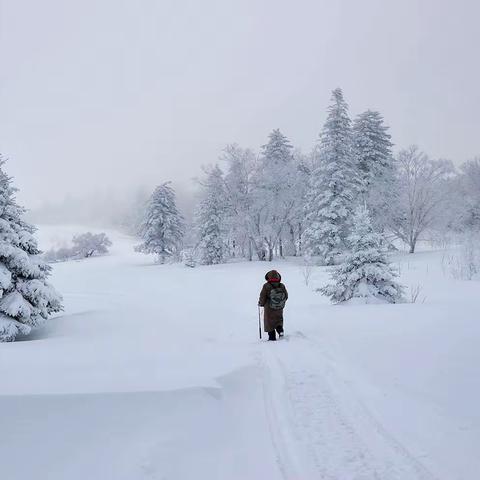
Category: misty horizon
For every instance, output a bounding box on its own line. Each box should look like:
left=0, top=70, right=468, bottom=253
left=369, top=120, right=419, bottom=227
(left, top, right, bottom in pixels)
left=1, top=0, right=479, bottom=213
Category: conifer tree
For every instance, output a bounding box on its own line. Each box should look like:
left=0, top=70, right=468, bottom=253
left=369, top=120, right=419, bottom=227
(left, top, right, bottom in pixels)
left=0, top=157, right=63, bottom=342
left=135, top=182, right=185, bottom=263
left=352, top=110, right=395, bottom=228
left=196, top=165, right=228, bottom=265
left=321, top=206, right=404, bottom=303
left=303, top=88, right=357, bottom=264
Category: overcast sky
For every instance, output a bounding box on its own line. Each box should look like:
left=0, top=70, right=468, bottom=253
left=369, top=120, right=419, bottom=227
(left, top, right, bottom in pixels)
left=0, top=0, right=479, bottom=208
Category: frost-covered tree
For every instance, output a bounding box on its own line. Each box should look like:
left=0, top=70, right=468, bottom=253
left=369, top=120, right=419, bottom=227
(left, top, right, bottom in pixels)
left=135, top=182, right=185, bottom=263
left=256, top=129, right=297, bottom=261
left=196, top=165, right=228, bottom=265
left=44, top=232, right=112, bottom=262
left=321, top=206, right=404, bottom=304
left=456, top=157, right=480, bottom=230
left=0, top=157, right=63, bottom=342
left=303, top=88, right=357, bottom=264
left=72, top=232, right=112, bottom=258
left=352, top=110, right=395, bottom=229
left=219, top=139, right=306, bottom=262
left=353, top=110, right=393, bottom=191
left=284, top=150, right=312, bottom=256
left=388, top=146, right=454, bottom=253
left=221, top=144, right=259, bottom=260
left=182, top=248, right=197, bottom=268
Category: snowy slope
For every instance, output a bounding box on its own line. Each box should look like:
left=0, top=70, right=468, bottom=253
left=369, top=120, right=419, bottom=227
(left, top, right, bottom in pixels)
left=1, top=226, right=479, bottom=479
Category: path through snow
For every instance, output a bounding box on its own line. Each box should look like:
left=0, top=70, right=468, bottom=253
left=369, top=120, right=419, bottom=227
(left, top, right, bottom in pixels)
left=259, top=332, right=439, bottom=480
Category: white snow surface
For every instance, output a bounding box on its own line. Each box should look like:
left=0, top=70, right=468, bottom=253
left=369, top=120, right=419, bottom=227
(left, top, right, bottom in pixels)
left=1, top=226, right=479, bottom=480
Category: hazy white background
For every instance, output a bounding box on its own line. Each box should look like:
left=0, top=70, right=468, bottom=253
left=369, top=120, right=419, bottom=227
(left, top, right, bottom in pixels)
left=0, top=0, right=478, bottom=209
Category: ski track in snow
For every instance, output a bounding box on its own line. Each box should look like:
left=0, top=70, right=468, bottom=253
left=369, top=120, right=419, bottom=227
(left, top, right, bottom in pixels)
left=259, top=332, right=440, bottom=480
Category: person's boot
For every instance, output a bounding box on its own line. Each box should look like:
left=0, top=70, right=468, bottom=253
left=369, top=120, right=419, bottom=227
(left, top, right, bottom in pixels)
left=268, top=331, right=276, bottom=341
left=276, top=326, right=284, bottom=338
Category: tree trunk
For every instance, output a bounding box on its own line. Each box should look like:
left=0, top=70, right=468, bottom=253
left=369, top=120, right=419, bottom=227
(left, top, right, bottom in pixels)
left=297, top=222, right=303, bottom=256
left=264, top=236, right=274, bottom=262
left=409, top=233, right=416, bottom=253
left=289, top=225, right=296, bottom=256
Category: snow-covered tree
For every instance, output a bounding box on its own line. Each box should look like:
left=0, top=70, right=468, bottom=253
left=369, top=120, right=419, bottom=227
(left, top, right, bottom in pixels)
left=321, top=206, right=404, bottom=304
left=72, top=232, right=112, bottom=257
left=353, top=110, right=393, bottom=191
left=182, top=248, right=197, bottom=268
left=221, top=144, right=259, bottom=260
left=196, top=165, right=228, bottom=265
left=352, top=110, right=395, bottom=229
left=303, top=88, right=358, bottom=264
left=256, top=129, right=297, bottom=261
left=388, top=146, right=454, bottom=253
left=44, top=232, right=112, bottom=262
left=43, top=246, right=74, bottom=263
left=0, top=157, right=63, bottom=342
left=456, top=157, right=480, bottom=231
left=135, top=182, right=185, bottom=263
left=284, top=149, right=312, bottom=256
left=219, top=138, right=307, bottom=262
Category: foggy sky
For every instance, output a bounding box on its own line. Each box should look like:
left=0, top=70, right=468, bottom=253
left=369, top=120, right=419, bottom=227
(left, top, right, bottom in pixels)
left=0, top=0, right=479, bottom=209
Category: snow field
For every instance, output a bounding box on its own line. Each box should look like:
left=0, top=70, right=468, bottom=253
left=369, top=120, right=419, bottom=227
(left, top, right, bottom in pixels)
left=1, top=226, right=479, bottom=479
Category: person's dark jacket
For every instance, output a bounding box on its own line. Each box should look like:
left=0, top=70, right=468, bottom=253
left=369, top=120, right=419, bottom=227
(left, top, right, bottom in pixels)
left=258, top=270, right=288, bottom=332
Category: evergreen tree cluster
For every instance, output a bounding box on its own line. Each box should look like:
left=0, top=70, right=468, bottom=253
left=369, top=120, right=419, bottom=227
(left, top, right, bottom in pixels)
left=132, top=87, right=464, bottom=305
left=190, top=88, right=398, bottom=266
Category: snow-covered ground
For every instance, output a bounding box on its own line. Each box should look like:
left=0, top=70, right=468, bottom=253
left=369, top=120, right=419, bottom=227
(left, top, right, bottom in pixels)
left=1, top=226, right=479, bottom=480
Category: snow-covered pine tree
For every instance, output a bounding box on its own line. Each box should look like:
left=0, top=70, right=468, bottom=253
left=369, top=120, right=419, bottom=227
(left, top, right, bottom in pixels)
left=353, top=110, right=393, bottom=191
left=135, top=182, right=185, bottom=263
left=303, top=88, right=357, bottom=265
left=0, top=157, right=63, bottom=342
left=321, top=205, right=404, bottom=304
left=352, top=110, right=395, bottom=228
left=196, top=165, right=228, bottom=265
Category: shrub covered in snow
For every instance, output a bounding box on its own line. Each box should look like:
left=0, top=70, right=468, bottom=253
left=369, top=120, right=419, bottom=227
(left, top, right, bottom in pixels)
left=72, top=232, right=112, bottom=258
left=44, top=232, right=112, bottom=263
left=182, top=248, right=197, bottom=268
left=0, top=157, right=63, bottom=342
left=321, top=206, right=404, bottom=304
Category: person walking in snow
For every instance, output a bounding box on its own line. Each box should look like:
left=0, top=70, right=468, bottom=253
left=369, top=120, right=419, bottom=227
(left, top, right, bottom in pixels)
left=258, top=270, right=288, bottom=341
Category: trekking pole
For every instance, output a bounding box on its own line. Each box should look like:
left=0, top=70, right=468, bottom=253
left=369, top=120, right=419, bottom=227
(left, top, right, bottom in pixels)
left=258, top=306, right=262, bottom=340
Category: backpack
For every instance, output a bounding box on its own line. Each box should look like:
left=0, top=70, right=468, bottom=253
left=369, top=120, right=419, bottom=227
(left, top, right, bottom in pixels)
left=269, top=286, right=286, bottom=310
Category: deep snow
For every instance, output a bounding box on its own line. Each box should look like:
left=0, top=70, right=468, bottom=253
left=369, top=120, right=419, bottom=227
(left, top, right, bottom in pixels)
left=1, top=226, right=479, bottom=479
